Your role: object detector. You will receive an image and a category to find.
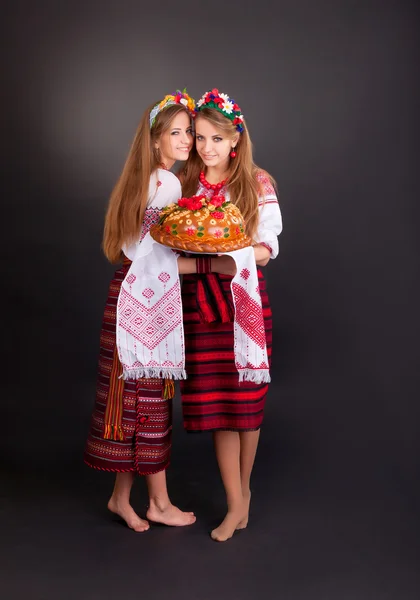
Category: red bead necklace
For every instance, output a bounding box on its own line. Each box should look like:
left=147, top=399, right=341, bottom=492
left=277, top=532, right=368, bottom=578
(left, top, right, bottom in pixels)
left=199, top=170, right=227, bottom=193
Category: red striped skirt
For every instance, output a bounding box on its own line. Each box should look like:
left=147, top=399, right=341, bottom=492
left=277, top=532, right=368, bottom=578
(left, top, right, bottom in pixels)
left=180, top=270, right=272, bottom=432
left=84, top=262, right=172, bottom=475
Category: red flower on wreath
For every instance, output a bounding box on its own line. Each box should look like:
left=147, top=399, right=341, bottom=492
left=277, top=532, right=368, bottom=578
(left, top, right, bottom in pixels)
left=211, top=195, right=224, bottom=207
left=186, top=227, right=195, bottom=236
left=213, top=211, right=224, bottom=220
left=178, top=195, right=205, bottom=211
left=191, top=199, right=204, bottom=210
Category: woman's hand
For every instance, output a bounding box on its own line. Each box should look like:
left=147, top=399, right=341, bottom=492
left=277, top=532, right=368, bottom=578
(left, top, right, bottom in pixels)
left=177, top=246, right=270, bottom=276
left=211, top=255, right=237, bottom=276
left=177, top=255, right=236, bottom=275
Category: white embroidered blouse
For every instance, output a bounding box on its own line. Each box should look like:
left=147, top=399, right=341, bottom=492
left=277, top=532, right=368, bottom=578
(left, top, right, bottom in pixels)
left=123, top=169, right=182, bottom=260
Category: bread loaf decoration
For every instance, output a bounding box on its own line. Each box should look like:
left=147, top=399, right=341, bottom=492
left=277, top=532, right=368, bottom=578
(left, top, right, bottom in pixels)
left=150, top=194, right=251, bottom=253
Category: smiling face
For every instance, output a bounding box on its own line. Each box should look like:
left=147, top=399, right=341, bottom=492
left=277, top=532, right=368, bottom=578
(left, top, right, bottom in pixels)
left=195, top=116, right=239, bottom=171
left=156, top=110, right=194, bottom=168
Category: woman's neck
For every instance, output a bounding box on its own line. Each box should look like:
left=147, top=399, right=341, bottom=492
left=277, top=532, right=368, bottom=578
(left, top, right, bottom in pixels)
left=160, top=159, right=174, bottom=170
left=203, top=164, right=229, bottom=184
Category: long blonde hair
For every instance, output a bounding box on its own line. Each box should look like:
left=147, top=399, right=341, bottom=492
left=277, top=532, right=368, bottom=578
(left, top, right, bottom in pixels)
left=103, top=103, right=191, bottom=263
left=180, top=107, right=276, bottom=241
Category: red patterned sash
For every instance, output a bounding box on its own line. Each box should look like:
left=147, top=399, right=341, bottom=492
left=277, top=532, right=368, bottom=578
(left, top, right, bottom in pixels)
left=196, top=274, right=234, bottom=323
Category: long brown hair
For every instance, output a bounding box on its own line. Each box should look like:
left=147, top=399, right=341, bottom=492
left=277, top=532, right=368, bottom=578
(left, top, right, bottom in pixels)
left=180, top=107, right=276, bottom=241
left=103, top=103, right=191, bottom=263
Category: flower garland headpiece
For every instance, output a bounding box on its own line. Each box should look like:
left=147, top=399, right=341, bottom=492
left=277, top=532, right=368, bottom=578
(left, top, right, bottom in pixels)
left=195, top=88, right=244, bottom=133
left=149, top=88, right=196, bottom=128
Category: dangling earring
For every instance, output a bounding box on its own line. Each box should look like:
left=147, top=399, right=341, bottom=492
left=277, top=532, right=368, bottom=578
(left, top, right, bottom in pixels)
left=230, top=148, right=237, bottom=158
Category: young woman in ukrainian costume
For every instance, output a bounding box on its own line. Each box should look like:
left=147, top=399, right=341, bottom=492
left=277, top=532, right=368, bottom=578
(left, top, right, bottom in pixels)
left=179, top=89, right=283, bottom=541
left=84, top=90, right=203, bottom=532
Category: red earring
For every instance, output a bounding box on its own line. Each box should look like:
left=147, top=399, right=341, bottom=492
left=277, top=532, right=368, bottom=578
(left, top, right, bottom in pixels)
left=230, top=149, right=237, bottom=158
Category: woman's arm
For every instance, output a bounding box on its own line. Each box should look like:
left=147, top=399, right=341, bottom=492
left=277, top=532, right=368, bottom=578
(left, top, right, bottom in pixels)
left=178, top=246, right=270, bottom=276
left=211, top=247, right=270, bottom=274
left=177, top=255, right=237, bottom=276
left=255, top=171, right=283, bottom=260
left=177, top=256, right=198, bottom=275
left=253, top=244, right=271, bottom=267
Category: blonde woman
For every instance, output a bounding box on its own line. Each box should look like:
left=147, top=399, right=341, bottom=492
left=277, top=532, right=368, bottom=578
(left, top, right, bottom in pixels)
left=85, top=91, right=200, bottom=532
left=180, top=89, right=283, bottom=541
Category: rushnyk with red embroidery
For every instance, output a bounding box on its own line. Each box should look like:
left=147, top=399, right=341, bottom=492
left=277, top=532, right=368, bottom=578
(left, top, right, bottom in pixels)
left=116, top=232, right=270, bottom=384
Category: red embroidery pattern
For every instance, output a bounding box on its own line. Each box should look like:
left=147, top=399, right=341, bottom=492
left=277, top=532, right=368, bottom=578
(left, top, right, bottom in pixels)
left=119, top=280, right=182, bottom=351
left=231, top=282, right=266, bottom=349
left=140, top=207, right=162, bottom=241
left=158, top=272, right=170, bottom=283
left=256, top=170, right=276, bottom=197
left=238, top=360, right=269, bottom=370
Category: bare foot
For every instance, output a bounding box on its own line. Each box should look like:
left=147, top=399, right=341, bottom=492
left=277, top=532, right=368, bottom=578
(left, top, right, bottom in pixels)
left=108, top=496, right=149, bottom=532
left=211, top=507, right=247, bottom=542
left=237, top=491, right=251, bottom=530
left=146, top=502, right=196, bottom=526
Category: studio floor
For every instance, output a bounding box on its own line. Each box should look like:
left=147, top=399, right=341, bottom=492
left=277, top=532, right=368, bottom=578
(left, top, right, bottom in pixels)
left=1, top=416, right=418, bottom=600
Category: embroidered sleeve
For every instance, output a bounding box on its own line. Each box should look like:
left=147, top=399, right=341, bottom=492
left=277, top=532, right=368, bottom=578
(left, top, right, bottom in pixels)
left=255, top=171, right=283, bottom=259
left=123, top=171, right=182, bottom=259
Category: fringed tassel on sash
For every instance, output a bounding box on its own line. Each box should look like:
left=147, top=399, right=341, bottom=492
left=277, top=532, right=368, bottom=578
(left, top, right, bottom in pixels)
left=238, top=369, right=271, bottom=384
left=121, top=368, right=187, bottom=381
left=163, top=378, right=175, bottom=400
left=103, top=423, right=125, bottom=441
left=103, top=345, right=126, bottom=441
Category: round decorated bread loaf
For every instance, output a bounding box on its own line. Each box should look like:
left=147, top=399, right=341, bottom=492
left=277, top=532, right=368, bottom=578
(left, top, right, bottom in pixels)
left=150, top=194, right=251, bottom=253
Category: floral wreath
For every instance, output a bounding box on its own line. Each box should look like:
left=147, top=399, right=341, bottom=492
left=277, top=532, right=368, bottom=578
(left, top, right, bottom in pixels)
left=149, top=88, right=196, bottom=128
left=195, top=88, right=244, bottom=133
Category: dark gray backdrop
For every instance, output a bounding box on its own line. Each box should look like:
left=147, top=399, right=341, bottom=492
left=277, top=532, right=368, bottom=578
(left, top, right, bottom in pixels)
left=2, top=1, right=419, bottom=598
